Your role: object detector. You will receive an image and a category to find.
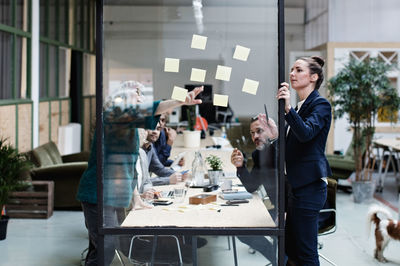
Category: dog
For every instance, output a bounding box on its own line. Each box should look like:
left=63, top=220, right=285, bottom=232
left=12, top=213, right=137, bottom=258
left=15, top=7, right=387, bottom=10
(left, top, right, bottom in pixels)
left=367, top=204, right=400, bottom=262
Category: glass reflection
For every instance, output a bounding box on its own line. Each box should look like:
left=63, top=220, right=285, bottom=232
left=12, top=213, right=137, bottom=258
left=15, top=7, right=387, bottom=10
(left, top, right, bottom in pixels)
left=98, top=0, right=280, bottom=265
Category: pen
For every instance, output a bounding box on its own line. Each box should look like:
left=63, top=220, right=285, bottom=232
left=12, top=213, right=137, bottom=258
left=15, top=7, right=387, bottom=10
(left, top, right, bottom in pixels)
left=220, top=204, right=239, bottom=206
left=181, top=170, right=189, bottom=174
left=264, top=104, right=269, bottom=125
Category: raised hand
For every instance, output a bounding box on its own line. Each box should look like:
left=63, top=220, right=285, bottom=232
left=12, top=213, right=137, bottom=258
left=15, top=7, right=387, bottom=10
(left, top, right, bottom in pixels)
left=185, top=86, right=203, bottom=106
left=231, top=148, right=244, bottom=168
left=257, top=113, right=278, bottom=140
left=276, top=82, right=291, bottom=113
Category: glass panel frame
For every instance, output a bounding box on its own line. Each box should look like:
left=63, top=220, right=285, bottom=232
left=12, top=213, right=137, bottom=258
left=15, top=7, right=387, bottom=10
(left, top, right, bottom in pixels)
left=95, top=0, right=286, bottom=265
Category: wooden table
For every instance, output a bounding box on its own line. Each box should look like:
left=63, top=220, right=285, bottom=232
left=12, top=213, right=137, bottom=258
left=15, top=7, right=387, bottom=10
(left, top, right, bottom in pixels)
left=122, top=133, right=276, bottom=265
left=121, top=184, right=275, bottom=228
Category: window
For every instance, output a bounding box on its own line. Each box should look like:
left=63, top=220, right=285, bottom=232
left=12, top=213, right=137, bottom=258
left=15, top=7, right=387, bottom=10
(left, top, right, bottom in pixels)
left=0, top=0, right=30, bottom=100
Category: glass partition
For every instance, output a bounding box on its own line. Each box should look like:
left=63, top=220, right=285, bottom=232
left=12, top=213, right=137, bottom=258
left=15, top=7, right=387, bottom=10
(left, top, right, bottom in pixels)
left=98, top=0, right=284, bottom=265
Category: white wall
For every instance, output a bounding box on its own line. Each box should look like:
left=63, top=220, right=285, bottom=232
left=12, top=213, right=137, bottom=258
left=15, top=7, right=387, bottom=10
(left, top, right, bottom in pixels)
left=103, top=5, right=287, bottom=119
left=330, top=0, right=400, bottom=42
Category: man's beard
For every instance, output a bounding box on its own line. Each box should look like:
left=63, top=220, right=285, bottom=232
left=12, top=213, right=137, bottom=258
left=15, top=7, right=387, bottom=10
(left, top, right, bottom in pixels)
left=256, top=143, right=266, bottom=151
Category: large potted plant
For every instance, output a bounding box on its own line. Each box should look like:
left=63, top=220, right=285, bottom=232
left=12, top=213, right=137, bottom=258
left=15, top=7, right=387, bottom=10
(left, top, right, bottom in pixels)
left=0, top=139, right=32, bottom=240
left=205, top=154, right=223, bottom=186
left=328, top=58, right=400, bottom=203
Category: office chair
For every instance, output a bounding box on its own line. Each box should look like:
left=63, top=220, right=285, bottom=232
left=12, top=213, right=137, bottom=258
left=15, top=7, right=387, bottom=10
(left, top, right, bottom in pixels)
left=318, top=178, right=337, bottom=266
left=128, top=235, right=183, bottom=266
left=215, top=105, right=234, bottom=124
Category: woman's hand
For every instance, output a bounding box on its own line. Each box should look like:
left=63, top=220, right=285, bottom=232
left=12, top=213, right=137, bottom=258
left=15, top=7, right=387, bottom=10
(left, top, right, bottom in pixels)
left=184, top=86, right=203, bottom=106
left=277, top=82, right=291, bottom=114
left=257, top=114, right=279, bottom=140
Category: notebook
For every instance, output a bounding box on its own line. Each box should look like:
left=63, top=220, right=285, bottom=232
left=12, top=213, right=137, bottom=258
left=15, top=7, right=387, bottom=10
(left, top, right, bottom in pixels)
left=220, top=191, right=252, bottom=200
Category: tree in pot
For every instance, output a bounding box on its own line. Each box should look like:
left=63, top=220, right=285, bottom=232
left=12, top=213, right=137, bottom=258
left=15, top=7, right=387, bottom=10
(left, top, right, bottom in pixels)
left=0, top=138, right=32, bottom=240
left=205, top=154, right=223, bottom=186
left=328, top=58, right=400, bottom=203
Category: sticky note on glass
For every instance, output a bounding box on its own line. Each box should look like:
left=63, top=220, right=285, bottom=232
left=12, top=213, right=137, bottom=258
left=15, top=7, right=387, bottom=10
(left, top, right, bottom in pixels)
left=171, top=86, right=188, bottom=102
left=164, top=58, right=180, bottom=72
left=190, top=68, right=206, bottom=82
left=213, top=94, right=228, bottom=107
left=233, top=45, right=250, bottom=61
left=191, top=34, right=207, bottom=50
left=242, top=78, right=259, bottom=95
left=215, top=65, right=232, bottom=81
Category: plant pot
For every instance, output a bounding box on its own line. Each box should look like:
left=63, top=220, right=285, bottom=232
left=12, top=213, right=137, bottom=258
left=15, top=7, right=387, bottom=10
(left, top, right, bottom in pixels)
left=0, top=215, right=9, bottom=241
left=352, top=180, right=375, bottom=203
left=208, top=170, right=222, bottom=186
left=183, top=130, right=201, bottom=148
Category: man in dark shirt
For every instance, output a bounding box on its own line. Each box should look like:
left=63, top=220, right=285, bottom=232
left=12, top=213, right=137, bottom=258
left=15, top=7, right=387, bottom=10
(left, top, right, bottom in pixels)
left=154, top=113, right=184, bottom=167
left=143, top=123, right=187, bottom=185
left=231, top=114, right=278, bottom=266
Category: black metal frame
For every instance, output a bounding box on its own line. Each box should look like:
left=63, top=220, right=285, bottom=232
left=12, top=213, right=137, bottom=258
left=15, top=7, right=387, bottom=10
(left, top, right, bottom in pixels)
left=96, top=0, right=285, bottom=264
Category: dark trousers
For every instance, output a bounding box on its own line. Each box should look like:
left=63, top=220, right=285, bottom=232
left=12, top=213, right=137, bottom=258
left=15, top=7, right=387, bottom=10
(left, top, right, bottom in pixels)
left=82, top=202, right=120, bottom=266
left=285, top=180, right=327, bottom=266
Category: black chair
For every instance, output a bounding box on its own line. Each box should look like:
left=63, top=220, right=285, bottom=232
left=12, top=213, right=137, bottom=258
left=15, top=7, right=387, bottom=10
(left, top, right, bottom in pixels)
left=128, top=235, right=184, bottom=266
left=318, top=178, right=337, bottom=266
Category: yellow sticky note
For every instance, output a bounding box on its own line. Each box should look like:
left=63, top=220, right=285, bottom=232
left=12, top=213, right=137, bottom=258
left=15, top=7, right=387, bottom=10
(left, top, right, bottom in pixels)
left=190, top=68, right=206, bottom=82
left=191, top=34, right=207, bottom=50
left=233, top=45, right=251, bottom=61
left=213, top=94, right=229, bottom=107
left=215, top=65, right=232, bottom=81
left=164, top=58, right=180, bottom=72
left=242, top=78, right=259, bottom=95
left=171, top=86, right=188, bottom=102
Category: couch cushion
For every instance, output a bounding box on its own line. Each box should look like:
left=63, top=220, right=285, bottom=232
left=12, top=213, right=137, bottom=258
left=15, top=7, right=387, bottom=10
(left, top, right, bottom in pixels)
left=32, top=142, right=63, bottom=167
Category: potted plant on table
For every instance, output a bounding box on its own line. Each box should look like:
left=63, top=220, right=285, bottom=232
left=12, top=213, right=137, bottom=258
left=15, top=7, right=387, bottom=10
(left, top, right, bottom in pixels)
left=205, top=154, right=223, bottom=186
left=328, top=57, right=400, bottom=203
left=0, top=138, right=32, bottom=240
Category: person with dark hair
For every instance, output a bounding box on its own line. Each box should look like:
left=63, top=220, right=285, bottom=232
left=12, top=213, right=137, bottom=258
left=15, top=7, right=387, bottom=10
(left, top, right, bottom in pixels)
left=231, top=114, right=278, bottom=265
left=262, top=56, right=331, bottom=265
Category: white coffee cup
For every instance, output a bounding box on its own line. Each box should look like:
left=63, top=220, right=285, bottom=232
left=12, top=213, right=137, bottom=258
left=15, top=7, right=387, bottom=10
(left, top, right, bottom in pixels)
left=221, top=179, right=232, bottom=191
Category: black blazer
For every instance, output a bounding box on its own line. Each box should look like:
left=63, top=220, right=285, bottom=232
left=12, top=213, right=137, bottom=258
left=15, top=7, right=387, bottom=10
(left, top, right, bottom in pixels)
left=285, top=90, right=332, bottom=189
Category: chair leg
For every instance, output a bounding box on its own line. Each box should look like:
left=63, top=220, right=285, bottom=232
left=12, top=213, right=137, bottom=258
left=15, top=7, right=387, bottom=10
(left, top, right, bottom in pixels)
left=171, top=235, right=183, bottom=266
left=319, top=252, right=337, bottom=266
left=227, top=236, right=231, bottom=250
left=115, top=249, right=125, bottom=266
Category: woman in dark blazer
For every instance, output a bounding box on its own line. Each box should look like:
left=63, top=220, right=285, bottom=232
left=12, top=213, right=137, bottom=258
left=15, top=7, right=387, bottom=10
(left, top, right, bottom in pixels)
left=276, top=56, right=332, bottom=265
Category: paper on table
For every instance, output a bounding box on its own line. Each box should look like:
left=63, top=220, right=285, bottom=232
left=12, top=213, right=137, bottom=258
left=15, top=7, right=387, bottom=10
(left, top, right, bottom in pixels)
left=233, top=45, right=250, bottom=61
left=164, top=58, right=180, bottom=72
left=191, top=34, right=207, bottom=50
left=171, top=86, right=188, bottom=102
left=190, top=68, right=206, bottom=82
left=215, top=65, right=232, bottom=81
left=213, top=94, right=228, bottom=107
left=242, top=78, right=259, bottom=95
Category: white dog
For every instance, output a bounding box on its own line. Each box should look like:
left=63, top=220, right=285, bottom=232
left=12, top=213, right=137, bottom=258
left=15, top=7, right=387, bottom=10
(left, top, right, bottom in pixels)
left=367, top=204, right=400, bottom=262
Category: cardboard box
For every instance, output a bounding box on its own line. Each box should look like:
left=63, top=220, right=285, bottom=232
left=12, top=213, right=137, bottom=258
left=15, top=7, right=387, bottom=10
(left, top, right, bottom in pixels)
left=189, top=194, right=217, bottom=205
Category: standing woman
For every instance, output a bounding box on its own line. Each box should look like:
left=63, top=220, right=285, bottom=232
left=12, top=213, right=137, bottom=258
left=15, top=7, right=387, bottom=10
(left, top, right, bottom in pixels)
left=277, top=56, right=332, bottom=265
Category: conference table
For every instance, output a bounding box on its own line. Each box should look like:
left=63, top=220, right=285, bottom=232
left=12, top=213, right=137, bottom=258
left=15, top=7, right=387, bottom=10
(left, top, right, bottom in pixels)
left=121, top=133, right=276, bottom=265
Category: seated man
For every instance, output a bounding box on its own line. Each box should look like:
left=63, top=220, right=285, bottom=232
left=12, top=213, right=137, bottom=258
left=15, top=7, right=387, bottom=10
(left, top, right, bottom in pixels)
left=143, top=123, right=187, bottom=186
left=231, top=114, right=278, bottom=266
